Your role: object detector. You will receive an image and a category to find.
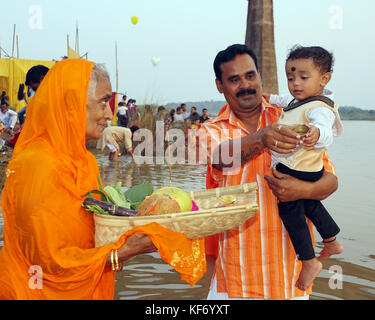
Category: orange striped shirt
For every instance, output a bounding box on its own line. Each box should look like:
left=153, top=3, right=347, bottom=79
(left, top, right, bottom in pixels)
left=198, top=100, right=336, bottom=299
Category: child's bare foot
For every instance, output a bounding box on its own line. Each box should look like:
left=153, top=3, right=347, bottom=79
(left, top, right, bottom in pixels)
left=295, top=258, right=322, bottom=291
left=318, top=237, right=344, bottom=260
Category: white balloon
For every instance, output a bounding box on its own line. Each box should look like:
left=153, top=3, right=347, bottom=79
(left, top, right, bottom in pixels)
left=151, top=57, right=161, bottom=67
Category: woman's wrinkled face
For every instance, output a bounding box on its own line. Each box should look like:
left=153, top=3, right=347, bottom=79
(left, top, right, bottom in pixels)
left=86, top=78, right=113, bottom=140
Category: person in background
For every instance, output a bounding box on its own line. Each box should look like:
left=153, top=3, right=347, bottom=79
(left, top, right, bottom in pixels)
left=199, top=108, right=210, bottom=123
left=127, top=99, right=137, bottom=124
left=18, top=65, right=50, bottom=126
left=164, top=108, right=175, bottom=133
left=0, top=100, right=17, bottom=151
left=173, top=106, right=185, bottom=123
left=187, top=106, right=199, bottom=120
left=173, top=107, right=185, bottom=130
left=121, top=94, right=127, bottom=105
left=190, top=112, right=201, bottom=130
left=117, top=102, right=129, bottom=128
left=96, top=125, right=139, bottom=162
left=152, top=106, right=166, bottom=133
left=181, top=103, right=190, bottom=120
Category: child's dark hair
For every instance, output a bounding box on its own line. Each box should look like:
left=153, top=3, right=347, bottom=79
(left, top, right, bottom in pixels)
left=287, top=45, right=334, bottom=74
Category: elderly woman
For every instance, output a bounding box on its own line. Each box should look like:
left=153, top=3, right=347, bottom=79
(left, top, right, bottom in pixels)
left=0, top=59, right=205, bottom=299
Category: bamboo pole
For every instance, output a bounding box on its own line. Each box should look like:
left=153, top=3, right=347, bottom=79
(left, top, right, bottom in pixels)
left=16, top=35, right=19, bottom=58
left=115, top=41, right=119, bottom=94
left=12, top=24, right=16, bottom=57
left=75, top=21, right=79, bottom=55
left=0, top=45, right=10, bottom=58
left=67, top=34, right=69, bottom=57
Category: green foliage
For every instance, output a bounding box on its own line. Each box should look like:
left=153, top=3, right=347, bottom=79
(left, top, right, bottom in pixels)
left=338, top=107, right=375, bottom=120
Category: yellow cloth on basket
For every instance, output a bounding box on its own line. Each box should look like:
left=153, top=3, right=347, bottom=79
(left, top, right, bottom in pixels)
left=0, top=58, right=205, bottom=300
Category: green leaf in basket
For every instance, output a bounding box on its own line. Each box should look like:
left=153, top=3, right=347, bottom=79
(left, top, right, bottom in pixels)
left=130, top=201, right=143, bottom=211
left=124, top=183, right=153, bottom=204
left=82, top=204, right=110, bottom=216
left=84, top=189, right=107, bottom=202
left=112, top=181, right=128, bottom=203
left=97, top=175, right=110, bottom=202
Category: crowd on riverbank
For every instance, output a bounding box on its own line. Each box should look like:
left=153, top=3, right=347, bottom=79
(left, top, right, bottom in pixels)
left=115, top=96, right=211, bottom=133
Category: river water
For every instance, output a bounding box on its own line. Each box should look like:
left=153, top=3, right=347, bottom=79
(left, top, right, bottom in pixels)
left=1, top=121, right=374, bottom=300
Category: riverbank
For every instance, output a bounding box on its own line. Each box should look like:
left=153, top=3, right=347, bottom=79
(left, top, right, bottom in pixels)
left=0, top=150, right=11, bottom=191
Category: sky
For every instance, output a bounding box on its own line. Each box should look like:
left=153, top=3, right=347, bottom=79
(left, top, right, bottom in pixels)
left=1, top=0, right=374, bottom=109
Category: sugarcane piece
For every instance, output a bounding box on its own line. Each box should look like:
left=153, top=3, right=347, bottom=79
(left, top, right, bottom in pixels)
left=83, top=198, right=137, bottom=217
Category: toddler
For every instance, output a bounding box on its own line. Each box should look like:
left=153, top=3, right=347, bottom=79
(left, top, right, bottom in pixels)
left=266, top=45, right=344, bottom=291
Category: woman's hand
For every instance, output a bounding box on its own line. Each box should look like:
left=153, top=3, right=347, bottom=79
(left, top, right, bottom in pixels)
left=118, top=233, right=157, bottom=262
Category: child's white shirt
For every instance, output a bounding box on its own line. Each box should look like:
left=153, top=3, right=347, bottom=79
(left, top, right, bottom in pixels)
left=269, top=89, right=336, bottom=149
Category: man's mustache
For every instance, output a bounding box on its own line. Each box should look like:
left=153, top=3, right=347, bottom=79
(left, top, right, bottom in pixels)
left=236, top=88, right=257, bottom=98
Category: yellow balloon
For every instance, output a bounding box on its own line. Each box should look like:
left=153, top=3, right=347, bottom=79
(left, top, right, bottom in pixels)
left=131, top=16, right=139, bottom=25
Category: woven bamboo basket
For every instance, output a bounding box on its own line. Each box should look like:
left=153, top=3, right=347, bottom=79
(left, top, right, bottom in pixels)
left=94, top=182, right=258, bottom=247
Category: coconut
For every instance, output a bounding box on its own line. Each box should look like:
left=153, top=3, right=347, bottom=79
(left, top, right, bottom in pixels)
left=137, top=193, right=181, bottom=216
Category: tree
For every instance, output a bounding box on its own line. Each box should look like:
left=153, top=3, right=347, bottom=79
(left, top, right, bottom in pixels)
left=245, top=0, right=279, bottom=94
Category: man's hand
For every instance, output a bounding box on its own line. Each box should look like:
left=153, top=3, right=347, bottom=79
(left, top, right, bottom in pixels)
left=261, top=123, right=302, bottom=155
left=264, top=168, right=306, bottom=202
left=264, top=167, right=338, bottom=202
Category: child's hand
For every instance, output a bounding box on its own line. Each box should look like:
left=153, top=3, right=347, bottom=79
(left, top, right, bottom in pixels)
left=302, top=124, right=320, bottom=147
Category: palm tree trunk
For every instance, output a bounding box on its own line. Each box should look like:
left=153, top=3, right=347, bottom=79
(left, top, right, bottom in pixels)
left=245, top=0, right=279, bottom=94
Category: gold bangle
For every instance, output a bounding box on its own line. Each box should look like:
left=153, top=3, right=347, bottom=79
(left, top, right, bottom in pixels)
left=114, top=250, right=119, bottom=271
left=113, top=250, right=124, bottom=272
left=110, top=250, right=115, bottom=271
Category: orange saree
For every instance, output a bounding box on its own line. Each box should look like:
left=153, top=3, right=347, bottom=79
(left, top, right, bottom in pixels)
left=0, top=59, right=205, bottom=300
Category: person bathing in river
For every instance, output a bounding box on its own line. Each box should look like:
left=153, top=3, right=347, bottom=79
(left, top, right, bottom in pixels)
left=263, top=45, right=344, bottom=290
left=96, top=125, right=139, bottom=162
